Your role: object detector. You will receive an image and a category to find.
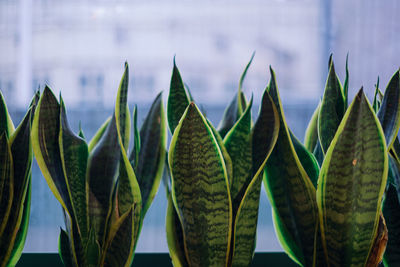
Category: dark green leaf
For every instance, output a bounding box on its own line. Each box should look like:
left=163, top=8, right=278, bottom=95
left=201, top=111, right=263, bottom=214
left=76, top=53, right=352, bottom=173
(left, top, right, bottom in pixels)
left=317, top=89, right=388, bottom=266
left=372, top=77, right=383, bottom=113
left=264, top=67, right=318, bottom=267
left=318, top=60, right=345, bottom=154
left=343, top=53, right=349, bottom=109
left=0, top=91, right=14, bottom=138
left=129, top=105, right=140, bottom=169
left=134, top=92, right=166, bottom=218
left=383, top=183, right=400, bottom=266
left=0, top=133, right=13, bottom=239
left=377, top=70, right=400, bottom=149
left=231, top=88, right=279, bottom=267
left=167, top=59, right=190, bottom=133
left=169, top=103, right=231, bottom=267
left=59, top=228, right=76, bottom=267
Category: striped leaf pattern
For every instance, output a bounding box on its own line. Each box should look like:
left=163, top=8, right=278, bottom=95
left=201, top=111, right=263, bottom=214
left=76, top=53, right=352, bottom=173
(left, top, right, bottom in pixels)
left=231, top=88, right=279, bottom=267
left=32, top=63, right=164, bottom=266
left=317, top=89, right=387, bottom=266
left=169, top=103, right=232, bottom=267
left=264, top=67, right=318, bottom=267
left=318, top=60, right=345, bottom=154
left=0, top=91, right=37, bottom=267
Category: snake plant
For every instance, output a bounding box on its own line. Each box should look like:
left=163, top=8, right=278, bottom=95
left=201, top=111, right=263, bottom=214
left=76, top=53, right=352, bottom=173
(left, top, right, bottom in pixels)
left=31, top=63, right=166, bottom=267
left=164, top=56, right=280, bottom=267
left=0, top=90, right=39, bottom=267
left=266, top=56, right=392, bottom=267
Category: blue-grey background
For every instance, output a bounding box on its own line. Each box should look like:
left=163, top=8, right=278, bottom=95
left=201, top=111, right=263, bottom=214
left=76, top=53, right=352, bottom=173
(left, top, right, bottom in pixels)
left=0, top=0, right=399, bottom=252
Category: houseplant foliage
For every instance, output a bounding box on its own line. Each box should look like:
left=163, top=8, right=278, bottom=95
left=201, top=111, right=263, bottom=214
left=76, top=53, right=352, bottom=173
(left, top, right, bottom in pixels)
left=31, top=63, right=167, bottom=267
left=266, top=56, right=392, bottom=267
left=164, top=56, right=280, bottom=267
left=0, top=90, right=39, bottom=267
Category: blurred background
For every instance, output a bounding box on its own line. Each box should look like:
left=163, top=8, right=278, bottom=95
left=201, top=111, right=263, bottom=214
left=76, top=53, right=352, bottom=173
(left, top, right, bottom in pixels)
left=0, top=0, right=399, bottom=252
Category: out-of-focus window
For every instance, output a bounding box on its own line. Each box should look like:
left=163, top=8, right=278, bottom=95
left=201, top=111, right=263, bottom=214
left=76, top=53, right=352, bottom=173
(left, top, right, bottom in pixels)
left=0, top=0, right=399, bottom=252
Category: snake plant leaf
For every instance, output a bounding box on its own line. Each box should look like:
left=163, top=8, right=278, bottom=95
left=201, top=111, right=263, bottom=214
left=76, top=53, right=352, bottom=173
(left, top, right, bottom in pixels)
left=0, top=92, right=15, bottom=138
left=166, top=193, right=189, bottom=267
left=167, top=59, right=191, bottom=133
left=78, top=123, right=86, bottom=140
left=264, top=67, right=318, bottom=267
left=373, top=77, right=383, bottom=113
left=103, top=208, right=134, bottom=267
left=304, top=103, right=320, bottom=152
left=59, top=228, right=75, bottom=267
left=317, top=89, right=388, bottom=266
left=88, top=117, right=111, bottom=153
left=224, top=97, right=253, bottom=212
left=365, top=214, right=388, bottom=267
left=343, top=53, right=349, bottom=109
left=129, top=105, right=140, bottom=169
left=289, top=130, right=319, bottom=188
left=116, top=62, right=131, bottom=151
left=313, top=140, right=324, bottom=167
left=0, top=133, right=13, bottom=238
left=377, top=69, right=400, bottom=149
left=169, top=103, right=232, bottom=267
left=1, top=108, right=33, bottom=266
left=318, top=60, right=345, bottom=154
left=231, top=88, right=279, bottom=267
left=59, top=98, right=89, bottom=243
left=6, top=180, right=31, bottom=267
left=390, top=137, right=400, bottom=164
left=206, top=119, right=233, bottom=186
left=217, top=53, right=253, bottom=138
left=383, top=183, right=400, bottom=266
left=134, top=92, right=166, bottom=219
left=32, top=86, right=74, bottom=217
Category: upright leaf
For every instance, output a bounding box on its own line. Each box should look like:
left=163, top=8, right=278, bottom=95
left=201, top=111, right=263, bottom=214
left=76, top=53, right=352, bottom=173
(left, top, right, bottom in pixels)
left=377, top=70, right=400, bottom=149
left=317, top=89, right=388, bottom=266
left=88, top=117, right=111, bottom=153
left=224, top=97, right=253, bottom=212
left=134, top=92, right=166, bottom=218
left=304, top=103, right=320, bottom=152
left=383, top=183, right=400, bottom=266
left=318, top=60, right=345, bottom=154
left=0, top=91, right=15, bottom=138
left=0, top=133, right=13, bottom=238
left=264, top=67, right=318, bottom=267
left=372, top=77, right=383, bottom=113
left=343, top=53, right=349, bottom=109
left=167, top=59, right=191, bottom=133
left=169, top=103, right=232, bottom=267
left=231, top=89, right=279, bottom=267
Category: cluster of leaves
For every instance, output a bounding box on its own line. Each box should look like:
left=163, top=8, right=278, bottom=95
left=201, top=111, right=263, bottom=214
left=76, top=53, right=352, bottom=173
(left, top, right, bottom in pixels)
left=268, top=55, right=400, bottom=267
left=0, top=91, right=38, bottom=267
left=31, top=63, right=166, bottom=267
left=164, top=55, right=280, bottom=267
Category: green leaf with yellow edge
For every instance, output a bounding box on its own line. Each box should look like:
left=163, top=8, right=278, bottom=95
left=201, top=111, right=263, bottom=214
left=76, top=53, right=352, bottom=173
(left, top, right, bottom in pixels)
left=290, top=130, right=319, bottom=188
left=318, top=60, right=345, bottom=154
left=377, top=69, right=400, bottom=150
left=129, top=105, right=140, bottom=169
left=304, top=103, right=320, bottom=152
left=1, top=107, right=34, bottom=267
left=263, top=67, right=318, bottom=267
left=0, top=133, right=13, bottom=239
left=59, top=98, right=89, bottom=244
left=59, top=228, right=75, bottom=267
left=88, top=117, right=111, bottom=153
left=6, top=179, right=31, bottom=267
left=115, top=62, right=131, bottom=151
left=167, top=59, right=191, bottom=133
left=317, top=89, right=388, bottom=266
left=166, top=192, right=189, bottom=267
left=372, top=77, right=383, bottom=113
left=169, top=103, right=232, bottom=267
left=31, top=86, right=74, bottom=218
left=134, top=92, right=166, bottom=219
left=103, top=208, right=134, bottom=267
left=231, top=88, right=279, bottom=267
left=0, top=91, right=15, bottom=138
left=224, top=97, right=253, bottom=212
left=343, top=53, right=349, bottom=109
